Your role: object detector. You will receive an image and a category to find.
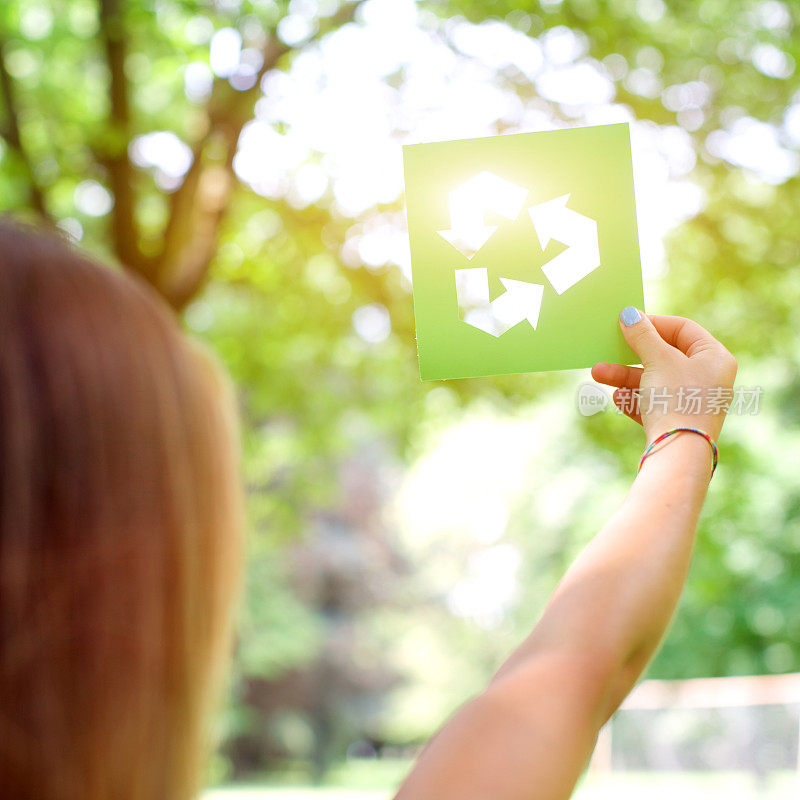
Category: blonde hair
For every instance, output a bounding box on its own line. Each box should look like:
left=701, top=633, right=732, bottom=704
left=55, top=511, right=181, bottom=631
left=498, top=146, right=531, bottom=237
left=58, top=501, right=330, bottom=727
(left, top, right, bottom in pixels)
left=0, top=221, right=243, bottom=799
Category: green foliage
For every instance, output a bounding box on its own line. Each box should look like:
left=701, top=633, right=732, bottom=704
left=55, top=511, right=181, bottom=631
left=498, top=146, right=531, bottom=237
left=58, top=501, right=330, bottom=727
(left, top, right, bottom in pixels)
left=2, top=0, right=800, bottom=780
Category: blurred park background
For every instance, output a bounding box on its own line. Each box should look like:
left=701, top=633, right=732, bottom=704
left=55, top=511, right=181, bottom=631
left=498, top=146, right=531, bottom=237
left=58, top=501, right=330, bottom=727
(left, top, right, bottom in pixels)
left=2, top=0, right=800, bottom=796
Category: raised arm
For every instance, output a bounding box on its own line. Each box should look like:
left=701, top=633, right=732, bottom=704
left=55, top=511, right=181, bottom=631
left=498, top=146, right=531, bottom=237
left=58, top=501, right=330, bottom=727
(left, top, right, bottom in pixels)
left=395, top=308, right=737, bottom=800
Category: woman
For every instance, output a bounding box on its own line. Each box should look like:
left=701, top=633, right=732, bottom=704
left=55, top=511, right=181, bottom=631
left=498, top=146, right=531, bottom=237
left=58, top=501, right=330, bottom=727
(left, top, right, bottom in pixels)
left=396, top=308, right=737, bottom=799
left=0, top=220, right=243, bottom=800
left=0, top=219, right=736, bottom=799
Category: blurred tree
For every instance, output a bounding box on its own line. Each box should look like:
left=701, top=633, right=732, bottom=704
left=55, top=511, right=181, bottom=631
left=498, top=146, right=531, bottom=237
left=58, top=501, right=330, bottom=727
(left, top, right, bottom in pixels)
left=0, top=0, right=366, bottom=308
left=373, top=0, right=800, bottom=746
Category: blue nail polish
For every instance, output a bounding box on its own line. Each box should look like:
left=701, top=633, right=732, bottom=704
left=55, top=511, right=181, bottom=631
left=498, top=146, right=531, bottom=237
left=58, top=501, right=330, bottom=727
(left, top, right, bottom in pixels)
left=620, top=306, right=641, bottom=326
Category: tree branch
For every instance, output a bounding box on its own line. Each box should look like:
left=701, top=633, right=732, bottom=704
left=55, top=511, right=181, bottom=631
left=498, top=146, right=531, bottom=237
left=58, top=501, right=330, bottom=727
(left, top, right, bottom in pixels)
left=0, top=38, right=51, bottom=220
left=162, top=124, right=239, bottom=311
left=156, top=34, right=291, bottom=286
left=97, top=0, right=148, bottom=274
left=156, top=2, right=364, bottom=310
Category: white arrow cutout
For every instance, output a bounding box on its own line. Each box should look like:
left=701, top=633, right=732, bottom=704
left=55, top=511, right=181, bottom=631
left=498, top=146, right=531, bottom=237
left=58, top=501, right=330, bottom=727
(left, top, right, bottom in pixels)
left=455, top=268, right=544, bottom=338
left=437, top=171, right=528, bottom=259
left=528, top=194, right=600, bottom=295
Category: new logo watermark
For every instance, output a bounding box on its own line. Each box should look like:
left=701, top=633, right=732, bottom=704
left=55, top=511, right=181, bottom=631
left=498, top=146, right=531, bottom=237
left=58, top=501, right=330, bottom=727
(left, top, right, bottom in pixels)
left=576, top=383, right=611, bottom=416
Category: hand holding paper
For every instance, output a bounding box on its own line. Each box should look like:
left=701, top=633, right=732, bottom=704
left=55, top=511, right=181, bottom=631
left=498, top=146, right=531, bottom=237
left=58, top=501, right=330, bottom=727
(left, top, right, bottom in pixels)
left=592, top=310, right=738, bottom=442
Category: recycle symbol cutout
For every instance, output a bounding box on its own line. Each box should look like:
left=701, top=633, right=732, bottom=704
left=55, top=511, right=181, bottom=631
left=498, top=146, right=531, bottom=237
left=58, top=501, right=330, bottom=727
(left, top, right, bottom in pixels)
left=436, top=171, right=601, bottom=338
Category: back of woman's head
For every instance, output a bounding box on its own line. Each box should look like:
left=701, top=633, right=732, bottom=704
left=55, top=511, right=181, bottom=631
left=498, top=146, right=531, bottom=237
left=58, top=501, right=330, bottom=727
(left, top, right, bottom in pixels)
left=0, top=220, right=243, bottom=800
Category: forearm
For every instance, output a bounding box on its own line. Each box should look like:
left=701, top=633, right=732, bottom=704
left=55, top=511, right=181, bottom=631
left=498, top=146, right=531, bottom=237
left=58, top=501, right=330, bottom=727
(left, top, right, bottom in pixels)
left=492, top=432, right=713, bottom=707
left=396, top=435, right=715, bottom=800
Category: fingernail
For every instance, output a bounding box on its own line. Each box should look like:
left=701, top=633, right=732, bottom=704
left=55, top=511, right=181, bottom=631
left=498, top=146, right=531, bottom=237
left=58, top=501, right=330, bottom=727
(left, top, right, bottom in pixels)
left=620, top=306, right=642, bottom=327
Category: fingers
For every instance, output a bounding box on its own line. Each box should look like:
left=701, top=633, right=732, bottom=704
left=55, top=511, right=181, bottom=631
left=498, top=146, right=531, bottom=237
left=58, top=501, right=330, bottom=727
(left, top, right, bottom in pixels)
left=647, top=315, right=725, bottom=358
left=613, top=388, right=643, bottom=426
left=618, top=306, right=675, bottom=366
left=591, top=362, right=643, bottom=389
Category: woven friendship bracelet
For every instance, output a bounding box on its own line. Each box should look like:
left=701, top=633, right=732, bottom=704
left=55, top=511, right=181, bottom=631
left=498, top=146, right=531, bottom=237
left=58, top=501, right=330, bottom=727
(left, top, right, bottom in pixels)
left=637, top=427, right=719, bottom=477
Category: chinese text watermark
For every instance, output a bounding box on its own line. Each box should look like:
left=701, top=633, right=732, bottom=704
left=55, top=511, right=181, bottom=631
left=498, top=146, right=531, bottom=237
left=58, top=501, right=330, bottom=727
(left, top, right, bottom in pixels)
left=576, top=384, right=763, bottom=418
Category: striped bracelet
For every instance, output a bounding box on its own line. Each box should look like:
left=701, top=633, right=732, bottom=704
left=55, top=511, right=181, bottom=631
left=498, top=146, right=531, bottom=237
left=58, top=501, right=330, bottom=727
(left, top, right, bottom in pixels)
left=638, top=427, right=719, bottom=477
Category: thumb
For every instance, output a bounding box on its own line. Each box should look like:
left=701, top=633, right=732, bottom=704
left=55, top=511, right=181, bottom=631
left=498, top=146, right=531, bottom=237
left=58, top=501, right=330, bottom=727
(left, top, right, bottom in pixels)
left=619, top=306, right=669, bottom=366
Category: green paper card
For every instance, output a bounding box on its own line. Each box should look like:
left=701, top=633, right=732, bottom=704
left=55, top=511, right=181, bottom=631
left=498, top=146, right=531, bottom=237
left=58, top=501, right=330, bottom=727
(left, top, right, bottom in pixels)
left=403, top=123, right=645, bottom=380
